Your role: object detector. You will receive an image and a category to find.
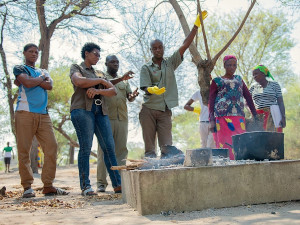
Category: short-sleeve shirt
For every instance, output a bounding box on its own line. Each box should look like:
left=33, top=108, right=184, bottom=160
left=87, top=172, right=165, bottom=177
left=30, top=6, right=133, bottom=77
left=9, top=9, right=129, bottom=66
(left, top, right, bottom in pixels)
left=104, top=73, right=132, bottom=121
left=140, top=50, right=183, bottom=111
left=3, top=146, right=12, bottom=158
left=13, top=65, right=48, bottom=114
left=191, top=90, right=209, bottom=122
left=69, top=62, right=108, bottom=114
left=249, top=81, right=282, bottom=109
left=213, top=75, right=245, bottom=118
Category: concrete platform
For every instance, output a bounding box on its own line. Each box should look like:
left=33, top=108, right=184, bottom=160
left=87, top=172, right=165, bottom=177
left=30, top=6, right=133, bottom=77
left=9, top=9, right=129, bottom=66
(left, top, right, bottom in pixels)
left=121, top=160, right=300, bottom=215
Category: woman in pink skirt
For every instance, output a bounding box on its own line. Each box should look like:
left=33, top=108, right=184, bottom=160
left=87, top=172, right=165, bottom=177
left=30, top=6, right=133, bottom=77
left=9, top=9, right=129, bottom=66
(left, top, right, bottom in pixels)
left=209, top=55, right=257, bottom=160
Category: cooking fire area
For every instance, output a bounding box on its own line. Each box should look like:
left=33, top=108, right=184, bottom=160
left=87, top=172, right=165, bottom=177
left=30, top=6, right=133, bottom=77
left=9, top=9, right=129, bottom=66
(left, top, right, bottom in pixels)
left=118, top=132, right=300, bottom=215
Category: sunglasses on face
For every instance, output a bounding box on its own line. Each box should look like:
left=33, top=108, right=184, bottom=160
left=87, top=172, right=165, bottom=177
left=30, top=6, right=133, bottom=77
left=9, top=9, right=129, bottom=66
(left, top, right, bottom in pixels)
left=91, top=51, right=101, bottom=58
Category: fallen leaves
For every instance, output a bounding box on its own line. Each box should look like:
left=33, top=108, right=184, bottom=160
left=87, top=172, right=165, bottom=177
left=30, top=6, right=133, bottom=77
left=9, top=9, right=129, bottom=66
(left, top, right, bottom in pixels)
left=95, top=193, right=122, bottom=201
left=0, top=198, right=85, bottom=210
left=0, top=190, right=22, bottom=199
left=20, top=198, right=81, bottom=209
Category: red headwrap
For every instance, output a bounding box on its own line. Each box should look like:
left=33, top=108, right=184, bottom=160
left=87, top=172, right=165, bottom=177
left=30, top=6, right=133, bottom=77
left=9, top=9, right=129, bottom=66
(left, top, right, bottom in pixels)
left=223, top=55, right=237, bottom=64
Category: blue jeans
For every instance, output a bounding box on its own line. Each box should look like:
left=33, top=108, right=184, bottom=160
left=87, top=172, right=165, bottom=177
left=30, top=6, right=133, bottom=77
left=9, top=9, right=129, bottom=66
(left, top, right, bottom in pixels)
left=71, top=104, right=121, bottom=190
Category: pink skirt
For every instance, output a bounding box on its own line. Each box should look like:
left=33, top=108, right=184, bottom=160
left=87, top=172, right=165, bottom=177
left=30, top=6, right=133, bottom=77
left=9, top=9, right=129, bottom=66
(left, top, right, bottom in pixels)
left=213, top=116, right=246, bottom=160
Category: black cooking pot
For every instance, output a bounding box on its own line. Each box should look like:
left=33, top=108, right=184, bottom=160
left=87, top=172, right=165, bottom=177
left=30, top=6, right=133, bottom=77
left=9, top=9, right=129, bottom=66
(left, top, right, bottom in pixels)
left=232, top=131, right=284, bottom=161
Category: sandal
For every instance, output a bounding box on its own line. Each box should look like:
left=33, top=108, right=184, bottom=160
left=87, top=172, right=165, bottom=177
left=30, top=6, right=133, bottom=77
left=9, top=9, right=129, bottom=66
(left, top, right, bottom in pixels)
left=81, top=187, right=97, bottom=196
left=43, top=187, right=69, bottom=196
left=22, top=188, right=36, bottom=198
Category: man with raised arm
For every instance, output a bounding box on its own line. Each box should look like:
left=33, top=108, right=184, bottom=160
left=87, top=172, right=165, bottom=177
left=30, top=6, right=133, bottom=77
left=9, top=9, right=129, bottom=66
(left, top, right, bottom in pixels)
left=139, top=12, right=207, bottom=158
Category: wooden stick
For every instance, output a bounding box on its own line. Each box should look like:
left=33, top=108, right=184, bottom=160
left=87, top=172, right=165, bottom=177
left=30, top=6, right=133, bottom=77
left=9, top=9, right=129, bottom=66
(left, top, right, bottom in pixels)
left=111, top=166, right=127, bottom=170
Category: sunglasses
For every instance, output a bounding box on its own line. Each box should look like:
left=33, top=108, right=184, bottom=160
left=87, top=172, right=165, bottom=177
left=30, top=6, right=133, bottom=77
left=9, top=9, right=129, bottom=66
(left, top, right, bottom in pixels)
left=91, top=51, right=101, bottom=58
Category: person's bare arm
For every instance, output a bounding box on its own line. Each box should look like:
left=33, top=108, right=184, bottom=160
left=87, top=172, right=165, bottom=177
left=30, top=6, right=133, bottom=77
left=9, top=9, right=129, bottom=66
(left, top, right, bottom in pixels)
left=178, top=25, right=198, bottom=57
left=209, top=81, right=218, bottom=133
left=127, top=88, right=139, bottom=102
left=14, top=79, right=21, bottom=87
left=71, top=71, right=106, bottom=88
left=277, top=96, right=286, bottom=128
left=86, top=79, right=117, bottom=98
left=39, top=78, right=53, bottom=90
left=184, top=99, right=195, bottom=112
left=16, top=73, right=44, bottom=88
left=110, top=71, right=134, bottom=85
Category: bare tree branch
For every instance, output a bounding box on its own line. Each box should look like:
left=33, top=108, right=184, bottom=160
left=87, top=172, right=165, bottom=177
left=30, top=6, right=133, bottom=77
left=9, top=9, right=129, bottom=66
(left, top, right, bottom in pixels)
left=212, top=0, right=256, bottom=65
left=0, top=8, right=17, bottom=137
left=0, top=0, right=18, bottom=8
left=117, top=0, right=168, bottom=53
left=197, top=0, right=210, bottom=61
left=168, top=0, right=201, bottom=64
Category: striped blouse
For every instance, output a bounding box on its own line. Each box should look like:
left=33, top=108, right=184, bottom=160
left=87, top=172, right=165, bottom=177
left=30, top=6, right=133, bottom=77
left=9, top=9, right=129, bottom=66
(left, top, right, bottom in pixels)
left=249, top=81, right=282, bottom=109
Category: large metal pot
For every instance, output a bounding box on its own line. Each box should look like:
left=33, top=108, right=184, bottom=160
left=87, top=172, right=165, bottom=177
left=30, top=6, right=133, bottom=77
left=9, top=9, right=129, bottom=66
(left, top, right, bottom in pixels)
left=232, top=131, right=284, bottom=161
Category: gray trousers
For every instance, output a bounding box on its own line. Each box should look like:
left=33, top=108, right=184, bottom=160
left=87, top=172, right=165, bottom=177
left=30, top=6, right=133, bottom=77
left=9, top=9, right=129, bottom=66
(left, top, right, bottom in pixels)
left=139, top=105, right=172, bottom=157
left=97, top=119, right=128, bottom=187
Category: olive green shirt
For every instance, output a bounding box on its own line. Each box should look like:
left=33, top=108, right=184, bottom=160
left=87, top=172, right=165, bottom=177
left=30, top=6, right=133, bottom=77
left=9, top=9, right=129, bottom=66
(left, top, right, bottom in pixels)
left=104, top=73, right=132, bottom=121
left=140, top=50, right=183, bottom=111
left=69, top=62, right=108, bottom=115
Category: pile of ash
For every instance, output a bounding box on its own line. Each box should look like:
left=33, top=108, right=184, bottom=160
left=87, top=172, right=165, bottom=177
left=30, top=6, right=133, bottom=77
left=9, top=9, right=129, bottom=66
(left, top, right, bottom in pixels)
left=136, top=146, right=267, bottom=170
left=138, top=145, right=185, bottom=170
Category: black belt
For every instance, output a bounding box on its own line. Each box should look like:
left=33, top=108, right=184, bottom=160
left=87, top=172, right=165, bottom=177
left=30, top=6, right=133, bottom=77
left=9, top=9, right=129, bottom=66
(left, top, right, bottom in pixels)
left=200, top=121, right=210, bottom=123
left=94, top=99, right=102, bottom=106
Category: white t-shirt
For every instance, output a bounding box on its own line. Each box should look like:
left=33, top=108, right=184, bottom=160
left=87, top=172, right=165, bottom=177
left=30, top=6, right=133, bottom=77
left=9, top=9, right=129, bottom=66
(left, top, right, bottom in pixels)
left=191, top=90, right=209, bottom=122
left=4, top=151, right=11, bottom=158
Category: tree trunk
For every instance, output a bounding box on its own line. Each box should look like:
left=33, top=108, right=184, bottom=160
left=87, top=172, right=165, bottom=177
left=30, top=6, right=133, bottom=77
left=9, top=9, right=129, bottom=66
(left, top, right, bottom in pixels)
left=197, top=60, right=215, bottom=105
left=0, top=45, right=17, bottom=139
left=39, top=37, right=51, bottom=70
left=30, top=136, right=39, bottom=174
left=69, top=144, right=74, bottom=165
left=0, top=12, right=17, bottom=139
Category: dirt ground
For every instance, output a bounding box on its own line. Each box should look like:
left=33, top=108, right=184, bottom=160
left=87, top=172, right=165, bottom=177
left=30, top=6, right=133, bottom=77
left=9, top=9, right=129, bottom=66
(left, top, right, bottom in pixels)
left=0, top=164, right=299, bottom=225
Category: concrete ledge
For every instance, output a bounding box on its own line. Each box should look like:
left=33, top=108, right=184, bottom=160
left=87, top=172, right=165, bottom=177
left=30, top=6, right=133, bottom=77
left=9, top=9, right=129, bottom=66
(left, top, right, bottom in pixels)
left=121, top=160, right=300, bottom=215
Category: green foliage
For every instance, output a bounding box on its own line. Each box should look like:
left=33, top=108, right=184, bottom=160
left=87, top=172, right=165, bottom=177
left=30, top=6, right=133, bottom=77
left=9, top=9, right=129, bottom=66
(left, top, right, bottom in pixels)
left=48, top=65, right=77, bottom=165
left=54, top=129, right=72, bottom=164
left=48, top=65, right=73, bottom=111
left=0, top=102, right=11, bottom=137
left=283, top=80, right=300, bottom=159
left=172, top=111, right=201, bottom=151
left=127, top=142, right=144, bottom=159
left=48, top=65, right=75, bottom=136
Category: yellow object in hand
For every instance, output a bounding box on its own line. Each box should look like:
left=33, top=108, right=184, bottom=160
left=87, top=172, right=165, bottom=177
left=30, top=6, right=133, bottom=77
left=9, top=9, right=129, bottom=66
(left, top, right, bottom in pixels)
left=147, top=86, right=166, bottom=95
left=194, top=10, right=208, bottom=28
left=193, top=106, right=201, bottom=115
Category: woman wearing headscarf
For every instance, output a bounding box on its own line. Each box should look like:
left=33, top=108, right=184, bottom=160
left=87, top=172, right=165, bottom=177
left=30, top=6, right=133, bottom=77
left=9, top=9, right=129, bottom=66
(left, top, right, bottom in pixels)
left=209, top=55, right=257, bottom=160
left=250, top=65, right=286, bottom=132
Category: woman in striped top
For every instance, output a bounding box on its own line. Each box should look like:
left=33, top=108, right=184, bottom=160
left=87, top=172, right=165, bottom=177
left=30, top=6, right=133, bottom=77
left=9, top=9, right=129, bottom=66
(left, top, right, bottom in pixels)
left=250, top=65, right=286, bottom=132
